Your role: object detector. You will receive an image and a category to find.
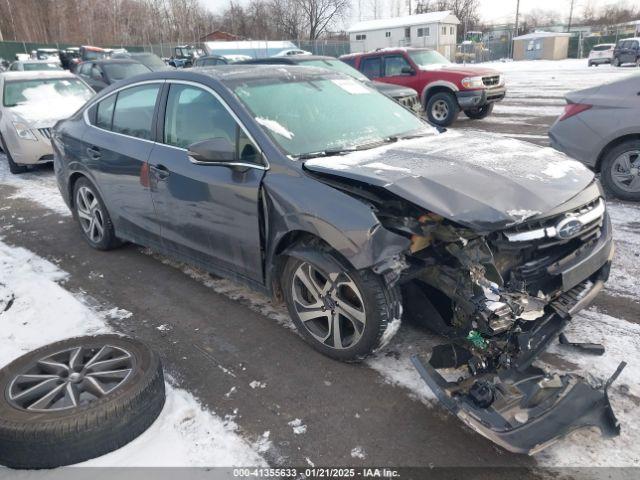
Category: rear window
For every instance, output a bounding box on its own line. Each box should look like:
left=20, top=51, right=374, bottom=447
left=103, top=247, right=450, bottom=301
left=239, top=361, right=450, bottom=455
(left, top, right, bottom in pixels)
left=592, top=45, right=613, bottom=51
left=23, top=62, right=62, bottom=71
left=3, top=78, right=93, bottom=107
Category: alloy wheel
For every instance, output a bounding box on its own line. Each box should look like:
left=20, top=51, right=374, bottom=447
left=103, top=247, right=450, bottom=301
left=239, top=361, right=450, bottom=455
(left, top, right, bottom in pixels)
left=76, top=186, right=105, bottom=243
left=7, top=345, right=133, bottom=412
left=431, top=100, right=449, bottom=121
left=611, top=150, right=640, bottom=193
left=291, top=262, right=366, bottom=350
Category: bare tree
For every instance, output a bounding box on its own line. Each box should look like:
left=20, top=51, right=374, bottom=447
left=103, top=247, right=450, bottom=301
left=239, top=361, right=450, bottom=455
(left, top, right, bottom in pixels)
left=295, top=0, right=350, bottom=39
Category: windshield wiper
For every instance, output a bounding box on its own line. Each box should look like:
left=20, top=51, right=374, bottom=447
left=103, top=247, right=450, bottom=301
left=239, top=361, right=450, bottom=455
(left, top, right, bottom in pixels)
left=296, top=137, right=398, bottom=160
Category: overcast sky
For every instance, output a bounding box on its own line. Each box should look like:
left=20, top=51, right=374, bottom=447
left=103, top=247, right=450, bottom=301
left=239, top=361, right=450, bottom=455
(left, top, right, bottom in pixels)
left=198, top=0, right=603, bottom=27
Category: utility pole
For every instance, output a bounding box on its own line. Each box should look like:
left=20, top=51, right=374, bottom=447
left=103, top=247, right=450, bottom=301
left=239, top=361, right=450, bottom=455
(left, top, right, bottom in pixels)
left=567, top=0, right=575, bottom=33
left=512, top=0, right=520, bottom=59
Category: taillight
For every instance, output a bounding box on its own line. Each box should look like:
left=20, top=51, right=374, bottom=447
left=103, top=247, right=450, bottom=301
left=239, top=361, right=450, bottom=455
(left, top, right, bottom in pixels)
left=558, top=103, right=591, bottom=121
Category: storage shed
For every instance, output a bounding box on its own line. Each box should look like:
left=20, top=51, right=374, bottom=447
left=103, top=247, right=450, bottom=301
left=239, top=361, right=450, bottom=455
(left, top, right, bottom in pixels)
left=512, top=31, right=571, bottom=61
left=347, top=11, right=460, bottom=60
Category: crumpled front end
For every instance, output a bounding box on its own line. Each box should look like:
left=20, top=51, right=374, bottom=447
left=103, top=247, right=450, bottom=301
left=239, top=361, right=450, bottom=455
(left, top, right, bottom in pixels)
left=361, top=179, right=623, bottom=454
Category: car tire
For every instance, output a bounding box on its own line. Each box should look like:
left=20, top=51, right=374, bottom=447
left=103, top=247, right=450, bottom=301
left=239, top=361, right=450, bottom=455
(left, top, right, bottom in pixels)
left=588, top=61, right=593, bottom=67
left=613, top=57, right=621, bottom=67
left=426, top=92, right=460, bottom=127
left=0, top=133, right=28, bottom=174
left=0, top=335, right=165, bottom=469
left=600, top=140, right=640, bottom=201
left=464, top=103, right=494, bottom=120
left=282, top=247, right=401, bottom=362
left=73, top=177, right=122, bottom=250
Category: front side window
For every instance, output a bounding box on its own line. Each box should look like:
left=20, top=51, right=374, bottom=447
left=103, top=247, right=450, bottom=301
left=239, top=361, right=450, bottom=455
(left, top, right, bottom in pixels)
left=111, top=84, right=160, bottom=140
left=360, top=57, right=381, bottom=79
left=408, top=49, right=450, bottom=67
left=164, top=84, right=235, bottom=149
left=233, top=75, right=428, bottom=157
left=384, top=55, right=411, bottom=77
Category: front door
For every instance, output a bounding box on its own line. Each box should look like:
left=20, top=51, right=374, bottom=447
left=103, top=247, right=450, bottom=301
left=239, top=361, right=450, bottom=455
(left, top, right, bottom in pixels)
left=148, top=82, right=266, bottom=282
left=380, top=54, right=422, bottom=92
left=82, top=83, right=162, bottom=243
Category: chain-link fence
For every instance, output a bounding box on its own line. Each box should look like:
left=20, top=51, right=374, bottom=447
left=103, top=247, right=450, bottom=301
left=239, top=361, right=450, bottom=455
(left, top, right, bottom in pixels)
left=0, top=41, right=143, bottom=61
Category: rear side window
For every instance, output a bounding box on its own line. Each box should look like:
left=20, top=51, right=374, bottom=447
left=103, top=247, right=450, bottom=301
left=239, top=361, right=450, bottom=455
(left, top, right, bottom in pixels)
left=341, top=57, right=356, bottom=68
left=96, top=94, right=116, bottom=130
left=111, top=84, right=160, bottom=140
left=360, top=57, right=381, bottom=79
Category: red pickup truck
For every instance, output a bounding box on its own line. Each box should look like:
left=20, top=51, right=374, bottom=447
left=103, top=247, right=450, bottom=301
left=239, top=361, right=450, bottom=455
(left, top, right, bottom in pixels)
left=341, top=48, right=506, bottom=127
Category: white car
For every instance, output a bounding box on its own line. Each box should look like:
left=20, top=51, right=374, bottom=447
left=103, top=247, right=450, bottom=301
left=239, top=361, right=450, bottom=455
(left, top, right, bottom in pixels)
left=588, top=43, right=616, bottom=66
left=0, top=71, right=94, bottom=173
left=273, top=49, right=312, bottom=57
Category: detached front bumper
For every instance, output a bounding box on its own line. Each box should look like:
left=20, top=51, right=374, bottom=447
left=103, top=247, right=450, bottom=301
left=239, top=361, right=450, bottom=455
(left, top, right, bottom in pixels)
left=456, top=86, right=506, bottom=109
left=410, top=213, right=622, bottom=455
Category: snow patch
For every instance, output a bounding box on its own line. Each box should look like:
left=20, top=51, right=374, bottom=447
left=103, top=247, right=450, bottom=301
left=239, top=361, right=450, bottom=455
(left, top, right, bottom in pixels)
left=287, top=418, right=307, bottom=435
left=255, top=117, right=295, bottom=140
left=350, top=446, right=366, bottom=459
left=0, top=239, right=266, bottom=467
left=249, top=380, right=266, bottom=389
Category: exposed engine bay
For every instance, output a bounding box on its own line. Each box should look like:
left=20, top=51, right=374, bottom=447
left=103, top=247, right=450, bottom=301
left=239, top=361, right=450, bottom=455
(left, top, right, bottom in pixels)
left=311, top=170, right=624, bottom=455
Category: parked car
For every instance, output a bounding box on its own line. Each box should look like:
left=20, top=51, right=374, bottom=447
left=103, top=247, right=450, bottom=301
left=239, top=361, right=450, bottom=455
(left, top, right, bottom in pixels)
left=588, top=43, right=616, bottom=66
left=240, top=55, right=422, bottom=114
left=612, top=38, right=640, bottom=67
left=36, top=48, right=60, bottom=62
left=341, top=48, right=506, bottom=126
left=549, top=73, right=640, bottom=201
left=168, top=45, right=206, bottom=68
left=53, top=65, right=617, bottom=454
left=59, top=47, right=81, bottom=70
left=111, top=51, right=170, bottom=71
left=0, top=70, right=94, bottom=173
left=79, top=45, right=109, bottom=63
left=273, top=48, right=312, bottom=57
left=8, top=60, right=63, bottom=72
left=75, top=59, right=152, bottom=92
left=222, top=54, right=252, bottom=63
left=193, top=55, right=229, bottom=67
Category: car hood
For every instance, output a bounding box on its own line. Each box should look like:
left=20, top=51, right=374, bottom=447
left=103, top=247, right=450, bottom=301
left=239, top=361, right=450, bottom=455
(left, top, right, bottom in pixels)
left=417, top=64, right=501, bottom=77
left=7, top=97, right=87, bottom=128
left=303, top=130, right=595, bottom=232
left=371, top=81, right=418, bottom=98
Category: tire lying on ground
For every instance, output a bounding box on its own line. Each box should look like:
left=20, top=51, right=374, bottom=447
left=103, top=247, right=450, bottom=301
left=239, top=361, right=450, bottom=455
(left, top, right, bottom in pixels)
left=0, top=335, right=165, bottom=469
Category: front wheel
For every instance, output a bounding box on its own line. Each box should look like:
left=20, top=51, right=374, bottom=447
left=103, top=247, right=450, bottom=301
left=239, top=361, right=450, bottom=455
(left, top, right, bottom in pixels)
left=600, top=140, right=640, bottom=201
left=426, top=92, right=460, bottom=127
left=0, top=133, right=28, bottom=174
left=282, top=250, right=401, bottom=362
left=464, top=103, right=494, bottom=120
left=613, top=57, right=621, bottom=67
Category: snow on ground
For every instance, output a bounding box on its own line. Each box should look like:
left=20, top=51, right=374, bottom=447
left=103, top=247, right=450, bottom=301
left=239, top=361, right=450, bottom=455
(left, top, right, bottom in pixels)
left=0, top=239, right=266, bottom=468
left=0, top=155, right=70, bottom=216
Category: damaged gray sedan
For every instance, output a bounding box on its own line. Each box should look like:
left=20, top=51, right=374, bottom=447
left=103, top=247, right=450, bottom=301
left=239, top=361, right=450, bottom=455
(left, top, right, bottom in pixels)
left=53, top=65, right=623, bottom=455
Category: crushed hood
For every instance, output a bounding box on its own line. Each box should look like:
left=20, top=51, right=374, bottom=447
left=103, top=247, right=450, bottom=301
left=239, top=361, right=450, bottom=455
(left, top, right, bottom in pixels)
left=303, top=130, right=595, bottom=232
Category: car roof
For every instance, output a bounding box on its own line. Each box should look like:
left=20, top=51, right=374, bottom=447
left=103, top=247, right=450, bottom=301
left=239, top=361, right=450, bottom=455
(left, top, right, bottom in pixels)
left=240, top=55, right=336, bottom=64
left=619, top=37, right=640, bottom=42
left=0, top=70, right=77, bottom=81
left=83, top=59, right=143, bottom=66
left=198, top=55, right=227, bottom=60
left=341, top=47, right=430, bottom=59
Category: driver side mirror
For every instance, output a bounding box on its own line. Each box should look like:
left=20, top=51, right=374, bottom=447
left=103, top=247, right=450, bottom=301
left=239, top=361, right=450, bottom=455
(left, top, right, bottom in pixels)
left=188, top=138, right=235, bottom=164
left=401, top=66, right=416, bottom=75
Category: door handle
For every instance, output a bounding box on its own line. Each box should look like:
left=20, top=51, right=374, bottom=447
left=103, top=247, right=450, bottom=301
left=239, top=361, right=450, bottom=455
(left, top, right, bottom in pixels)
left=150, top=164, right=170, bottom=180
left=86, top=146, right=101, bottom=159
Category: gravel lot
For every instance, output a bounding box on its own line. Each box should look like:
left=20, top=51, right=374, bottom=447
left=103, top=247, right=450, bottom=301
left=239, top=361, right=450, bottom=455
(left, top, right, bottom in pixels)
left=0, top=59, right=638, bottom=470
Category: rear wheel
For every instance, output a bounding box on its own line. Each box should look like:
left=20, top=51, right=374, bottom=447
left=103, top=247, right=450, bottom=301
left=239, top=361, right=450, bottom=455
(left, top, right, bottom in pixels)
left=464, top=103, right=494, bottom=120
left=0, top=133, right=28, bottom=174
left=282, top=249, right=401, bottom=362
left=613, top=57, right=621, bottom=67
left=600, top=140, right=640, bottom=201
left=426, top=92, right=460, bottom=127
left=73, top=178, right=121, bottom=250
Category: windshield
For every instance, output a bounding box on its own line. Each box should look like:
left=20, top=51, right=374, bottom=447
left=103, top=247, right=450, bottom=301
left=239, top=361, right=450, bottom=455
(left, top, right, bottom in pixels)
left=233, top=75, right=427, bottom=157
left=23, top=62, right=62, bottom=71
left=3, top=78, right=94, bottom=107
left=300, top=59, right=368, bottom=82
left=84, top=50, right=107, bottom=61
left=408, top=49, right=450, bottom=67
left=102, top=62, right=151, bottom=80
left=134, top=53, right=167, bottom=70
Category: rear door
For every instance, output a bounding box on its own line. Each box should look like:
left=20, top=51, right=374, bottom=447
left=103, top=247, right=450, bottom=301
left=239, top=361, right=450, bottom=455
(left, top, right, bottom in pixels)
left=148, top=81, right=266, bottom=282
left=83, top=82, right=163, bottom=244
left=359, top=56, right=382, bottom=80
